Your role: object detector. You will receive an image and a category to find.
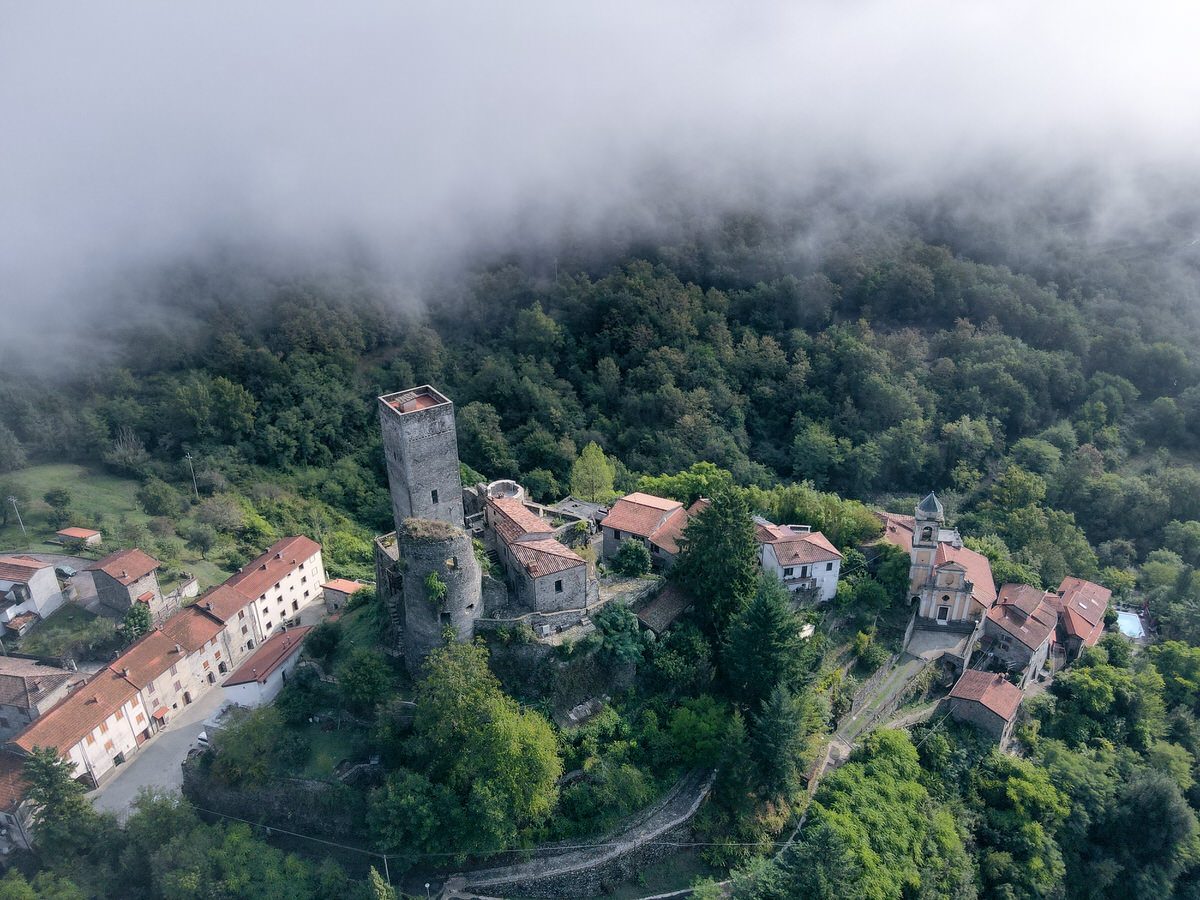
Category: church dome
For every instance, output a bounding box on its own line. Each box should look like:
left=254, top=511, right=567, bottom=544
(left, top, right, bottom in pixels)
left=916, top=491, right=944, bottom=520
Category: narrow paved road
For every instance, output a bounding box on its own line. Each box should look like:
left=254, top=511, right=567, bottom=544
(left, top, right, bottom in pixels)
left=91, top=688, right=230, bottom=816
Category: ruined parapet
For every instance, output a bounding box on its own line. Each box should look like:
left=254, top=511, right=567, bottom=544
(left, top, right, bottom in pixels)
left=399, top=518, right=483, bottom=676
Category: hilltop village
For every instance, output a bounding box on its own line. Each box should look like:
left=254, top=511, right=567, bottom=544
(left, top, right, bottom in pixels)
left=0, top=382, right=1123, bottom=895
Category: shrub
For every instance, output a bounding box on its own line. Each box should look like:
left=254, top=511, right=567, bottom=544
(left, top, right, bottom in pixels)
left=613, top=539, right=651, bottom=577
left=306, top=621, right=342, bottom=662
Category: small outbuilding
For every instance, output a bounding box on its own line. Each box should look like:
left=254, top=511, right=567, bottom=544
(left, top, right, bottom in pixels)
left=55, top=527, right=102, bottom=548
left=322, top=578, right=366, bottom=614
left=947, top=669, right=1023, bottom=746
left=221, top=626, right=312, bottom=708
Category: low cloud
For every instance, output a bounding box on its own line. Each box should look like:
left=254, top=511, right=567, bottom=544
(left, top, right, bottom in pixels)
left=3, top=1, right=1200, bottom=358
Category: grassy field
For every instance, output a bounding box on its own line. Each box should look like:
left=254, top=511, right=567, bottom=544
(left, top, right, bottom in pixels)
left=0, top=463, right=151, bottom=552
left=0, top=463, right=231, bottom=587
left=298, top=723, right=368, bottom=780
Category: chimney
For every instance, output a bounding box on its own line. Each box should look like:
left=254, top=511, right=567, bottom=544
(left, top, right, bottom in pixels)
left=275, top=552, right=282, bottom=560
left=174, top=644, right=182, bottom=654
left=121, top=668, right=129, bottom=678
left=121, top=570, right=128, bottom=579
left=204, top=601, right=213, bottom=611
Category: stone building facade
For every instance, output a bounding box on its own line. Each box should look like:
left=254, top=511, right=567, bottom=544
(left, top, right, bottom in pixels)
left=378, top=386, right=465, bottom=528
left=946, top=669, right=1023, bottom=745
left=91, top=549, right=172, bottom=623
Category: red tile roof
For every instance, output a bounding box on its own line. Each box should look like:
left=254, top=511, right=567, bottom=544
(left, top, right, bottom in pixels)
left=488, top=497, right=554, bottom=545
left=224, top=536, right=322, bottom=601
left=223, top=626, right=312, bottom=686
left=601, top=493, right=694, bottom=555
left=4, top=612, right=39, bottom=634
left=988, top=584, right=1058, bottom=650
left=686, top=498, right=711, bottom=516
left=1052, top=577, right=1111, bottom=647
left=322, top=578, right=365, bottom=595
left=934, top=542, right=997, bottom=608
left=159, top=605, right=224, bottom=652
left=56, top=527, right=100, bottom=540
left=950, top=670, right=1023, bottom=722
left=0, top=658, right=77, bottom=711
left=0, top=555, right=51, bottom=583
left=510, top=539, right=585, bottom=578
left=602, top=493, right=682, bottom=539
left=92, top=549, right=160, bottom=585
left=108, top=629, right=187, bottom=689
left=877, top=512, right=915, bottom=551
left=0, top=753, right=29, bottom=812
left=192, top=584, right=252, bottom=622
left=756, top=520, right=842, bottom=564
left=13, top=669, right=139, bottom=755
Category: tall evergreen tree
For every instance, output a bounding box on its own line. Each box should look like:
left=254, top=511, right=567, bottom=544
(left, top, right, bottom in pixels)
left=569, top=441, right=615, bottom=502
left=750, top=685, right=809, bottom=802
left=722, top=576, right=805, bottom=711
left=674, top=489, right=759, bottom=637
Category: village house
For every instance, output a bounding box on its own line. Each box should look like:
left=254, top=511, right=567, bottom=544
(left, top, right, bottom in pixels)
left=486, top=495, right=589, bottom=615
left=55, top=526, right=102, bottom=549
left=983, top=584, right=1058, bottom=685
left=946, top=669, right=1024, bottom=745
left=0, top=555, right=65, bottom=636
left=91, top=549, right=170, bottom=623
left=0, top=658, right=81, bottom=741
left=221, top=536, right=326, bottom=643
left=753, top=517, right=842, bottom=601
left=600, top=492, right=691, bottom=569
left=1050, top=576, right=1111, bottom=660
left=0, top=753, right=34, bottom=853
left=322, top=578, right=365, bottom=614
left=108, top=629, right=201, bottom=730
left=160, top=602, right=236, bottom=685
left=221, top=625, right=312, bottom=708
left=12, top=668, right=150, bottom=787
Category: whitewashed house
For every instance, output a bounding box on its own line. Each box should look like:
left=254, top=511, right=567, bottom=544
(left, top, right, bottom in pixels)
left=0, top=556, right=65, bottom=633
left=222, top=626, right=312, bottom=707
left=753, top=518, right=843, bottom=601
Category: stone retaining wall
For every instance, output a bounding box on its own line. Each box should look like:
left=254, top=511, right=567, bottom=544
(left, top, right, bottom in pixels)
left=448, top=770, right=715, bottom=899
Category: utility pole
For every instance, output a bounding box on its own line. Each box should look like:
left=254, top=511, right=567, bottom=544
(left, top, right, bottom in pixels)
left=7, top=496, right=26, bottom=541
left=184, top=452, right=200, bottom=501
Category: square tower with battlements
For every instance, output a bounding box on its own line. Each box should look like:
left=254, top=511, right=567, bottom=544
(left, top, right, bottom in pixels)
left=378, top=386, right=465, bottom=531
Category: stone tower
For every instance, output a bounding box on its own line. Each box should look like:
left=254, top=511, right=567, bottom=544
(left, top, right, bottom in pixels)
left=909, top=491, right=945, bottom=597
left=398, top=518, right=483, bottom=676
left=378, top=386, right=465, bottom=531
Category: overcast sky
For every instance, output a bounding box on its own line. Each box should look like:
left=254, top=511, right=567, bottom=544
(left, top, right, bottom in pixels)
left=3, top=1, right=1200, bottom=349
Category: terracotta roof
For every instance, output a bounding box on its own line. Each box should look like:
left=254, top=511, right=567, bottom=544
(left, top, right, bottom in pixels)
left=601, top=493, right=684, bottom=541
left=0, top=753, right=29, bottom=812
left=192, top=584, right=252, bottom=622
left=488, top=497, right=554, bottom=545
left=950, top=670, right=1023, bottom=722
left=510, top=539, right=584, bottom=578
left=322, top=578, right=365, bottom=595
left=636, top=584, right=692, bottom=634
left=381, top=386, right=450, bottom=415
left=755, top=519, right=842, bottom=564
left=877, top=512, right=915, bottom=550
left=108, top=630, right=187, bottom=689
left=934, top=542, right=997, bottom=608
left=0, top=658, right=77, bottom=711
left=649, top=507, right=690, bottom=555
left=0, top=555, right=51, bottom=583
left=988, top=584, right=1058, bottom=650
left=224, top=536, right=322, bottom=601
left=13, top=669, right=139, bottom=755
left=223, top=626, right=312, bottom=686
left=56, top=527, right=100, bottom=540
left=1052, top=577, right=1111, bottom=647
left=159, top=605, right=224, bottom=652
left=686, top=498, right=711, bottom=516
left=4, top=612, right=38, bottom=634
left=92, top=549, right=160, bottom=585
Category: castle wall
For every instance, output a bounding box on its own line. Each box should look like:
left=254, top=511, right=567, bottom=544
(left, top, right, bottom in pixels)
left=399, top=520, right=482, bottom=676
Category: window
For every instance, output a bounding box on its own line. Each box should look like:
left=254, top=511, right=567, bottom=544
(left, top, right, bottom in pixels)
left=783, top=567, right=794, bottom=577
left=439, top=612, right=451, bottom=627
left=214, top=650, right=221, bottom=659
left=431, top=489, right=439, bottom=504
left=99, top=721, right=108, bottom=734
left=104, top=740, right=114, bottom=752
left=292, top=600, right=299, bottom=611
left=554, top=579, right=563, bottom=593
left=135, top=713, right=145, bottom=724
left=173, top=680, right=182, bottom=692
left=801, top=566, right=809, bottom=577
left=0, top=717, right=8, bottom=729
left=86, top=734, right=95, bottom=745
left=239, top=610, right=245, bottom=619
left=613, top=530, right=622, bottom=541
left=202, top=660, right=210, bottom=669
left=265, top=622, right=273, bottom=631
left=303, top=590, right=309, bottom=598
left=937, top=606, right=950, bottom=622
left=241, top=625, right=249, bottom=635
left=826, top=562, right=833, bottom=571
left=274, top=582, right=280, bottom=590
left=115, top=708, right=124, bottom=720
left=301, top=576, right=307, bottom=584
left=921, top=526, right=933, bottom=541
left=169, top=663, right=178, bottom=676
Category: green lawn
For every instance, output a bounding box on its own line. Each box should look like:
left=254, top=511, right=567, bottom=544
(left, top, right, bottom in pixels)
left=1, top=463, right=232, bottom=589
left=296, top=723, right=368, bottom=780
left=14, top=603, right=120, bottom=660
left=0, top=463, right=150, bottom=552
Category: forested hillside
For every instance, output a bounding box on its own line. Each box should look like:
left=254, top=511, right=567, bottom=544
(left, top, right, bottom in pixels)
left=7, top=212, right=1200, bottom=897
